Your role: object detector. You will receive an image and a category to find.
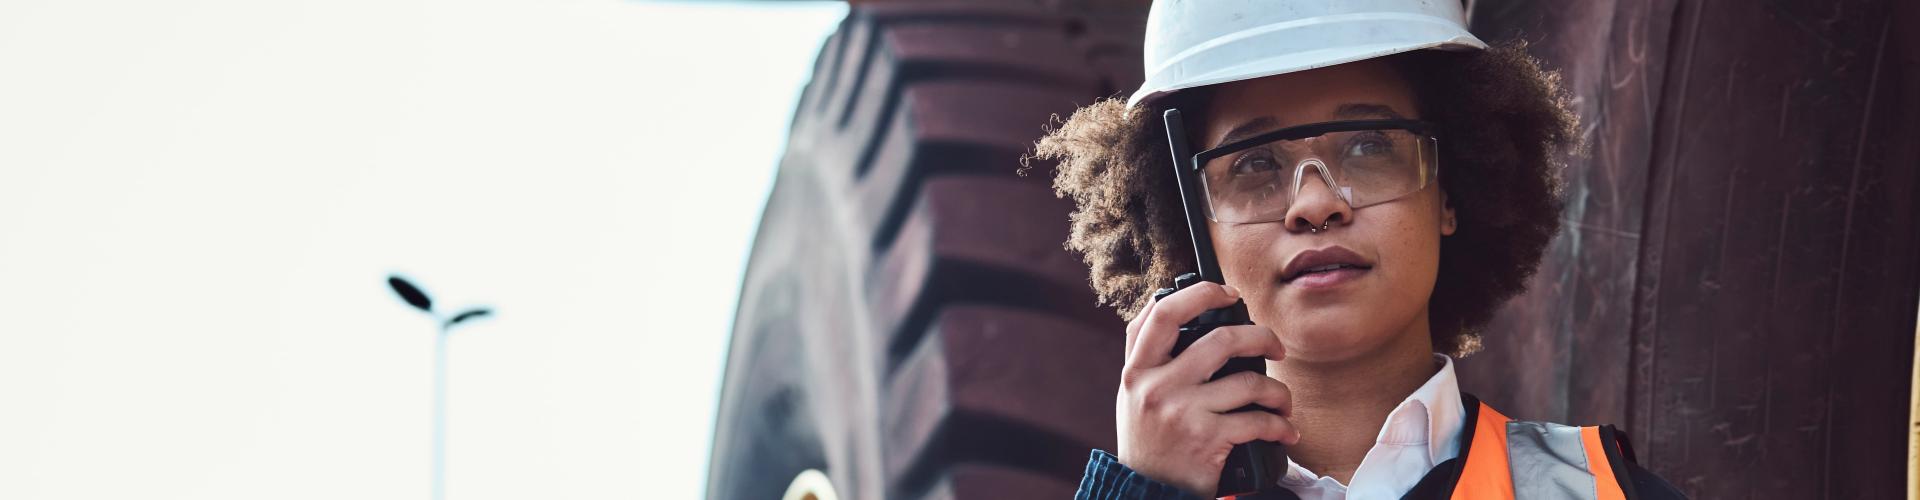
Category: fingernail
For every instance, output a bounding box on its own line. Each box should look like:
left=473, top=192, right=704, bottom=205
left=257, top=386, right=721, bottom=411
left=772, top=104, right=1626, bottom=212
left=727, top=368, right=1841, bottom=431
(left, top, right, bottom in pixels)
left=1222, top=285, right=1241, bottom=298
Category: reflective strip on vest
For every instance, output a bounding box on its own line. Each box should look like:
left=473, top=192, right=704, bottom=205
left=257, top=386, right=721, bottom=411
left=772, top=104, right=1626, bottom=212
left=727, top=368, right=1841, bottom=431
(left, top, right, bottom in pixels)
left=1450, top=402, right=1628, bottom=500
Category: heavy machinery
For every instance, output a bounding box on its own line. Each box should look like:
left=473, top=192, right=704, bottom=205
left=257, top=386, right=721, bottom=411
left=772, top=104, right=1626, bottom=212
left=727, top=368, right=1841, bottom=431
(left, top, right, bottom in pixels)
left=707, top=1, right=1920, bottom=498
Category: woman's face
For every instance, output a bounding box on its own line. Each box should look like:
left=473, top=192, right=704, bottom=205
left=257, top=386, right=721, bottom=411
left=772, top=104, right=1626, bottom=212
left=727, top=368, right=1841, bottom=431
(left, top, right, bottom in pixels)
left=1196, top=58, right=1455, bottom=364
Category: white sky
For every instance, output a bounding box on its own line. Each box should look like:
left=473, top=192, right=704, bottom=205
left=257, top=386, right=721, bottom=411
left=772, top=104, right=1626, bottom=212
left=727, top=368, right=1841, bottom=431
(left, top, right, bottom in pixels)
left=0, top=1, right=846, bottom=498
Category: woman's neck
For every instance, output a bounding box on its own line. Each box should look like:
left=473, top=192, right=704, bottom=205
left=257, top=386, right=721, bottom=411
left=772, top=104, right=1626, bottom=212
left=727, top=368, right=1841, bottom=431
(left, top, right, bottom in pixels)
left=1267, top=320, right=1440, bottom=484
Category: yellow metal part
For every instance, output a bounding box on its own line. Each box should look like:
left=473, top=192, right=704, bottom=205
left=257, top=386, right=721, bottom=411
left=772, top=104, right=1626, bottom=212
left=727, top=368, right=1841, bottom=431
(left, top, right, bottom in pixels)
left=1910, top=303, right=1920, bottom=500
left=783, top=469, right=839, bottom=500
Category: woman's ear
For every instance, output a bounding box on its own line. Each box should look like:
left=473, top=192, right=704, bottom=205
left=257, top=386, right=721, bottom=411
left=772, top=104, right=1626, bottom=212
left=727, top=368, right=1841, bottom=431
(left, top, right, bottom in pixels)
left=1439, top=191, right=1458, bottom=236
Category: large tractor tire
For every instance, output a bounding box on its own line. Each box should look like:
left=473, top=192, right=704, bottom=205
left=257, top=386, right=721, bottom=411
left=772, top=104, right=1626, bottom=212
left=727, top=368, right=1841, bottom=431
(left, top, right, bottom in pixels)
left=707, top=4, right=1147, bottom=500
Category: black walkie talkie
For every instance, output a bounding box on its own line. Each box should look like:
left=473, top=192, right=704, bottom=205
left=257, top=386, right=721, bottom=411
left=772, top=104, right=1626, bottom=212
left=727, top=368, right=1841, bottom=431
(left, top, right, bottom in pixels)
left=1154, top=109, right=1288, bottom=497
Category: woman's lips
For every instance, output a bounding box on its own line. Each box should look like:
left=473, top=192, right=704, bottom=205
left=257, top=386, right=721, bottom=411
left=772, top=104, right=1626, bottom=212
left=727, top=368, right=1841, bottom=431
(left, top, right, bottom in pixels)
left=1284, top=266, right=1369, bottom=289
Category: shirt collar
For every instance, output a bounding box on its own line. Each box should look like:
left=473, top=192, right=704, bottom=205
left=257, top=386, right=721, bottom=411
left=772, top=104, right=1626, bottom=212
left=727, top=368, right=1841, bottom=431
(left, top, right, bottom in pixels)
left=1387, top=354, right=1464, bottom=464
left=1278, top=354, right=1468, bottom=492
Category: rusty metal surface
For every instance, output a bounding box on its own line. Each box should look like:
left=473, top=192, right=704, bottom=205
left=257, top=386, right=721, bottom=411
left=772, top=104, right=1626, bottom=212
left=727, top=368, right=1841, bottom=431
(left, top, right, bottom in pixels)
left=1459, top=0, right=1681, bottom=430
left=1462, top=0, right=1920, bottom=497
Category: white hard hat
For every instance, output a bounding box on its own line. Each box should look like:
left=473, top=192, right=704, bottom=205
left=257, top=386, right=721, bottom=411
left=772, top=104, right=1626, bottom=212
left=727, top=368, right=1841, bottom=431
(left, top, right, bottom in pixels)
left=1127, top=0, right=1488, bottom=108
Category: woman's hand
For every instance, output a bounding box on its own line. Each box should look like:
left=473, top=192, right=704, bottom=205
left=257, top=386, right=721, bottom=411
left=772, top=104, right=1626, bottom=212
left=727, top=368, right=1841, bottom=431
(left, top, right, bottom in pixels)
left=1115, top=282, right=1299, bottom=498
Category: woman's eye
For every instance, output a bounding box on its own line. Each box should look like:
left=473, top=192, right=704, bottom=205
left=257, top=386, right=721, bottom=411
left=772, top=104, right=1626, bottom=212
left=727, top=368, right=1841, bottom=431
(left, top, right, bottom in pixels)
left=1344, top=134, right=1393, bottom=157
left=1229, top=150, right=1280, bottom=175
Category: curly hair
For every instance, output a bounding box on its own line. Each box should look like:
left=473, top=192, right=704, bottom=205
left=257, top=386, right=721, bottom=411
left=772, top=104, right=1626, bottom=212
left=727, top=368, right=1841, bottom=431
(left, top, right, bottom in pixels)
left=1026, top=41, right=1579, bottom=356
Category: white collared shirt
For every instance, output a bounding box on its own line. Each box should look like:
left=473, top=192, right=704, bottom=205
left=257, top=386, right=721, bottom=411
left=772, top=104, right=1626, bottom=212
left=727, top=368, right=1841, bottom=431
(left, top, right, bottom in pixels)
left=1277, top=354, right=1467, bottom=500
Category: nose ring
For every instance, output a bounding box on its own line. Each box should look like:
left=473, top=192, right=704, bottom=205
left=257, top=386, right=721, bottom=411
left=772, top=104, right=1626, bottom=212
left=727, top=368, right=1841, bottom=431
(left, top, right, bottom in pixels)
left=1308, top=221, right=1331, bottom=234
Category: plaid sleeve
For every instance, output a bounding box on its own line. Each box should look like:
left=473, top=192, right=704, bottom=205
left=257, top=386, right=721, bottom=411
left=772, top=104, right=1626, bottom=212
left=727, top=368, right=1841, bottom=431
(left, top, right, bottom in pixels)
left=1076, top=449, right=1208, bottom=500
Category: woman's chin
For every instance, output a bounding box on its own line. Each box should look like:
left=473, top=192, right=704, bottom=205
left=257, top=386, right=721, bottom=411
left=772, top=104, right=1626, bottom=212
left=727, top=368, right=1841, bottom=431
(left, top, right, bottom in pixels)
left=1275, top=324, right=1400, bottom=364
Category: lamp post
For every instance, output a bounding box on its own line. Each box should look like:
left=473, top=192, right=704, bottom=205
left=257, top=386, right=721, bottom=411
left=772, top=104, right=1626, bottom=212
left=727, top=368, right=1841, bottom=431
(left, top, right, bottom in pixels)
left=387, top=275, right=492, bottom=500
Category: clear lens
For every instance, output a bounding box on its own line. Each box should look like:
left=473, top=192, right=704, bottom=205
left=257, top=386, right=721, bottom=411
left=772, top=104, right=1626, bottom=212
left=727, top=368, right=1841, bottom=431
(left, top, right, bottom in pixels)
left=1199, top=129, right=1437, bottom=223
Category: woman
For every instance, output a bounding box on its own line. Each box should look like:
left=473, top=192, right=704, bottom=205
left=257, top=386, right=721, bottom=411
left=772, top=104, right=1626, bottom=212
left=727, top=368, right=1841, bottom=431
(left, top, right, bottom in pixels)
left=1030, top=2, right=1685, bottom=499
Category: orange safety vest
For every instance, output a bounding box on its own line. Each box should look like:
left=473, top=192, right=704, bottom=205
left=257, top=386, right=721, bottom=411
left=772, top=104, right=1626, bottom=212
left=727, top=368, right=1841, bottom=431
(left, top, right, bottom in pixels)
left=1223, top=395, right=1646, bottom=500
left=1447, top=399, right=1634, bottom=500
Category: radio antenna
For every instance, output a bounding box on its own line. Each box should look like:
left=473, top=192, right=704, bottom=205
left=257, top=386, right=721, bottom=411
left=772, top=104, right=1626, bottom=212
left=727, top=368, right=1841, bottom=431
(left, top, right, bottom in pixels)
left=1163, top=109, right=1225, bottom=284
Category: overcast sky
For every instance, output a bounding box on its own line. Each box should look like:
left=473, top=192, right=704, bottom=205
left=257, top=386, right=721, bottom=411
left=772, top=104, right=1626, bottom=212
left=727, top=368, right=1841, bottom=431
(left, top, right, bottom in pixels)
left=0, top=1, right=845, bottom=498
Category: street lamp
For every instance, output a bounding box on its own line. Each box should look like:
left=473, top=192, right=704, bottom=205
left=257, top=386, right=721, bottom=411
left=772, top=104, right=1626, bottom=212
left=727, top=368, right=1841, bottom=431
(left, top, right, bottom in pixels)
left=387, top=275, right=492, bottom=500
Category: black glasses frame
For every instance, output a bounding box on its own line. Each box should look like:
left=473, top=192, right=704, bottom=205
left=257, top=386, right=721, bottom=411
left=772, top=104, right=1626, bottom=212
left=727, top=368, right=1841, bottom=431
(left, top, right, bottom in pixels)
left=1190, top=119, right=1439, bottom=168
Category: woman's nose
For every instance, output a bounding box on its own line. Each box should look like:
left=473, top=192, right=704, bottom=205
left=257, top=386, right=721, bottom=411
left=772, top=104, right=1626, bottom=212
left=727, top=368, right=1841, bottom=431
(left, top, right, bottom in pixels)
left=1282, top=159, right=1353, bottom=233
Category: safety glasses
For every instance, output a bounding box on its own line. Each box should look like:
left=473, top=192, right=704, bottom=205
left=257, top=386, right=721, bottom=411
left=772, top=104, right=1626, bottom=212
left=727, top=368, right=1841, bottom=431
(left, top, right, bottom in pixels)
left=1191, top=119, right=1440, bottom=224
